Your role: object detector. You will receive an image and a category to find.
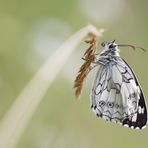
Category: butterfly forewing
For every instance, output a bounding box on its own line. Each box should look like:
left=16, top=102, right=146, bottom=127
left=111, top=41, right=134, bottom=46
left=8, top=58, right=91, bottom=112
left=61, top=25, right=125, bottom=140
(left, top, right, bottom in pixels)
left=121, top=59, right=147, bottom=129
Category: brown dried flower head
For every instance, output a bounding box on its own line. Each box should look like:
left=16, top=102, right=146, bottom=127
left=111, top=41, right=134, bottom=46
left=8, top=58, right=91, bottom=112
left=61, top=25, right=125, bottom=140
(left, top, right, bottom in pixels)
left=74, top=36, right=97, bottom=98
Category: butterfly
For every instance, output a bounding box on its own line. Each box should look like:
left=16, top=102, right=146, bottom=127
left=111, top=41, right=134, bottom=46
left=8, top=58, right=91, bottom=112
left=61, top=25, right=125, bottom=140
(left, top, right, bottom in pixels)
left=91, top=40, right=148, bottom=129
left=75, top=39, right=147, bottom=129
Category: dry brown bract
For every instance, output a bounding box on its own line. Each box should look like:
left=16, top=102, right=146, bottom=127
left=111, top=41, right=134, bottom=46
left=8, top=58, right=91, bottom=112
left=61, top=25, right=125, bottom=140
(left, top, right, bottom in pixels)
left=74, top=36, right=97, bottom=98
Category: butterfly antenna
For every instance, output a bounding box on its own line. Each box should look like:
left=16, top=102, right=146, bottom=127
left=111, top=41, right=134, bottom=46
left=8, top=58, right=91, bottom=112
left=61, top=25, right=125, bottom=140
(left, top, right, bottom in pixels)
left=118, top=44, right=146, bottom=52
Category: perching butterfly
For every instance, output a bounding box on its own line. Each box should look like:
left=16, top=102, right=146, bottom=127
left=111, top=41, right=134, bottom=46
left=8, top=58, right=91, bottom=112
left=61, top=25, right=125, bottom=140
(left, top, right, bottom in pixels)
left=91, top=40, right=147, bottom=129
left=74, top=39, right=147, bottom=129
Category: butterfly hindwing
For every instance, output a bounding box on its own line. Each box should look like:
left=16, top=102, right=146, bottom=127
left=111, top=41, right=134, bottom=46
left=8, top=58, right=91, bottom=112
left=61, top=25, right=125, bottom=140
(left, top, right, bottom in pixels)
left=91, top=64, right=125, bottom=123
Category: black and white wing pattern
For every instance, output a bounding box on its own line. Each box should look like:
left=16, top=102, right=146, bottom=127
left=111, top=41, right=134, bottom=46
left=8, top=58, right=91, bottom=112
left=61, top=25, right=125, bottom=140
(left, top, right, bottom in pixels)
left=91, top=57, right=147, bottom=129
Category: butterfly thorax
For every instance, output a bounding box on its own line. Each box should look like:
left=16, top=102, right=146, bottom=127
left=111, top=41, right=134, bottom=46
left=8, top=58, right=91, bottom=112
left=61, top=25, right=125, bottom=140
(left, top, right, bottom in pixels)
left=97, top=47, right=120, bottom=65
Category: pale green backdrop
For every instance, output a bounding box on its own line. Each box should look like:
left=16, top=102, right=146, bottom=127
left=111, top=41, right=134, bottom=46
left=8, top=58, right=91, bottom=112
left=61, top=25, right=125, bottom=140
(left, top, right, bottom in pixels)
left=0, top=0, right=148, bottom=148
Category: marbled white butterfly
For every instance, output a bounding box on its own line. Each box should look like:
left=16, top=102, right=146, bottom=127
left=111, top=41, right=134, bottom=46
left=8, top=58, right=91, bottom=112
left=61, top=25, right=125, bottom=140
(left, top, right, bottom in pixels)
left=91, top=40, right=147, bottom=129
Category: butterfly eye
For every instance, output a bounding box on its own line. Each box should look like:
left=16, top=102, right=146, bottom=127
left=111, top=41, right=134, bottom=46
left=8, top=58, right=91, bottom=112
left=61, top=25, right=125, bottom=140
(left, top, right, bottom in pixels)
left=109, top=44, right=115, bottom=49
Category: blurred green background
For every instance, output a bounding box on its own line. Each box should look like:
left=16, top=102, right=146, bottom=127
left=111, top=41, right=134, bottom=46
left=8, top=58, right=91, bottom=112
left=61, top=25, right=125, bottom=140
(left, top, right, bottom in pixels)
left=0, top=0, right=148, bottom=147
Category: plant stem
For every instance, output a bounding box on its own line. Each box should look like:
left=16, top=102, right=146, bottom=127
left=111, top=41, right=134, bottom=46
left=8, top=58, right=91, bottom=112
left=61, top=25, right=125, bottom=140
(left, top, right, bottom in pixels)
left=0, top=25, right=104, bottom=148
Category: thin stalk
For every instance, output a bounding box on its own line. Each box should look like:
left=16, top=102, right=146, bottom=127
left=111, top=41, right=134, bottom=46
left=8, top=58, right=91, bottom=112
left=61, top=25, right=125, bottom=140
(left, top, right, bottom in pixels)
left=0, top=25, right=104, bottom=148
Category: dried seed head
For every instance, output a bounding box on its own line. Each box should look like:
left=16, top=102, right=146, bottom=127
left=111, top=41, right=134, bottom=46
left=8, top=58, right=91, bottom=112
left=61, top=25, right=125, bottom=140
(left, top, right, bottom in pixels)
left=74, top=36, right=97, bottom=98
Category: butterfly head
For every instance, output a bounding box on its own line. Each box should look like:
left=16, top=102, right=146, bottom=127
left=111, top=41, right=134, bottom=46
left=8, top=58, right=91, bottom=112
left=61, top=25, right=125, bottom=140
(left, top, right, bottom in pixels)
left=101, top=40, right=119, bottom=51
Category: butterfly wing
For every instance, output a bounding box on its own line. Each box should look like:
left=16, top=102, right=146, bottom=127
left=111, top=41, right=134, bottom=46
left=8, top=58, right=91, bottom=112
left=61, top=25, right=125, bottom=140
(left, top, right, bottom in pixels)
left=91, top=57, right=147, bottom=129
left=121, top=58, right=147, bottom=129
